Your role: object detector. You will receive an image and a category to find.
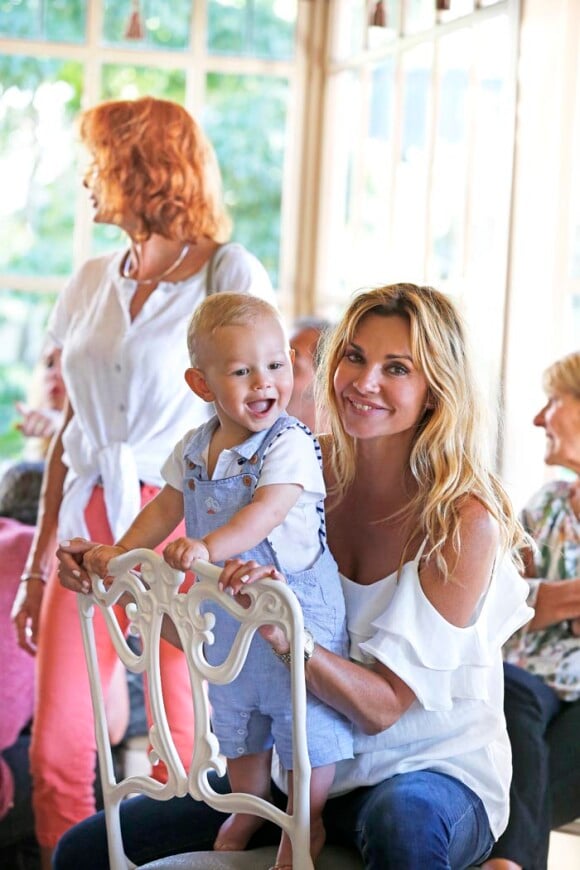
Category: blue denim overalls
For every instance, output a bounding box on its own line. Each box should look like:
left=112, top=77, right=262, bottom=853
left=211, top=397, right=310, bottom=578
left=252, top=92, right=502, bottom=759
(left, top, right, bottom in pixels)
left=182, top=413, right=353, bottom=768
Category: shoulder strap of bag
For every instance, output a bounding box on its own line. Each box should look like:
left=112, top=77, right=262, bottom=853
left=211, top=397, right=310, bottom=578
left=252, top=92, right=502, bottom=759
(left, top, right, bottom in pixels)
left=205, top=242, right=235, bottom=296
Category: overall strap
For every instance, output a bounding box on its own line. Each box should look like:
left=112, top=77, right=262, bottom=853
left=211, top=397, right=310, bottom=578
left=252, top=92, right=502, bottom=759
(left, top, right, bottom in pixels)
left=260, top=416, right=329, bottom=548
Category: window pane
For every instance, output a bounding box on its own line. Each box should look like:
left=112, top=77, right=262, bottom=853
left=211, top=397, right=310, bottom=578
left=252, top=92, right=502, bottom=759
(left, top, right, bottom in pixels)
left=572, top=296, right=580, bottom=347
left=204, top=73, right=289, bottom=287
left=0, top=0, right=86, bottom=42
left=331, top=0, right=367, bottom=60
left=437, top=0, right=474, bottom=23
left=208, top=0, right=297, bottom=60
left=368, top=0, right=402, bottom=47
left=429, top=30, right=471, bottom=284
left=358, top=59, right=396, bottom=282
left=468, top=14, right=511, bottom=293
left=568, top=28, right=580, bottom=279
left=404, top=0, right=435, bottom=35
left=100, top=63, right=187, bottom=101
left=93, top=64, right=187, bottom=254
left=0, top=56, right=82, bottom=276
left=392, top=43, right=433, bottom=279
left=463, top=15, right=511, bottom=387
left=102, top=0, right=191, bottom=51
left=0, top=289, right=56, bottom=462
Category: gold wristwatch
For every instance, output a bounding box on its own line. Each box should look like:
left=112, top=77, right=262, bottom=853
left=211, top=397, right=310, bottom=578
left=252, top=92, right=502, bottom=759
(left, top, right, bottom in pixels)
left=273, top=628, right=315, bottom=666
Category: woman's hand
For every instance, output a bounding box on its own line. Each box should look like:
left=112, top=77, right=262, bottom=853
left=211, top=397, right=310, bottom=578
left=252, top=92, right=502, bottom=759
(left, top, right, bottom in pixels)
left=56, top=538, right=95, bottom=594
left=83, top=544, right=127, bottom=580
left=11, top=578, right=45, bottom=655
left=217, top=559, right=290, bottom=651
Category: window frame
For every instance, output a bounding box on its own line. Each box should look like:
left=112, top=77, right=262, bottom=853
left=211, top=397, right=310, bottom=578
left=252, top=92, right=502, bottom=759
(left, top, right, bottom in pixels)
left=0, top=0, right=316, bottom=319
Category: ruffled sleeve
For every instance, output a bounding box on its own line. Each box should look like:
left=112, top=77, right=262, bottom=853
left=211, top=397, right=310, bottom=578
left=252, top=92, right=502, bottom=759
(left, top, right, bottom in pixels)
left=359, top=555, right=533, bottom=711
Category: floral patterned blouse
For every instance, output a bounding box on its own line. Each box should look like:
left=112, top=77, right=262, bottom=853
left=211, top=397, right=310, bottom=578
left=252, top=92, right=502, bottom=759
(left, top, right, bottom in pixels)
left=504, top=480, right=580, bottom=701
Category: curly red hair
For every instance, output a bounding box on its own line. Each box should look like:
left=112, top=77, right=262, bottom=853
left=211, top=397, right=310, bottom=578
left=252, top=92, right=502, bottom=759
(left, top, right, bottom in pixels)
left=80, top=96, right=231, bottom=243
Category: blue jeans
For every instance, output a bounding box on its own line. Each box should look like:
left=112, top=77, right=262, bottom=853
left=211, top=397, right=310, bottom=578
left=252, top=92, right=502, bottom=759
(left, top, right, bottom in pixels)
left=53, top=769, right=493, bottom=870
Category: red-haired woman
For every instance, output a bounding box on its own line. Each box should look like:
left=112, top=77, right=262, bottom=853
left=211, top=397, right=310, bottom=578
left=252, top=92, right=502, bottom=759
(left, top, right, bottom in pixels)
left=11, top=96, right=273, bottom=869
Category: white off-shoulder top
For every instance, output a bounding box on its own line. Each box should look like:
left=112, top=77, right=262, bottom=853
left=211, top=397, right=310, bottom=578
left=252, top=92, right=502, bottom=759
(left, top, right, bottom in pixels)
left=274, top=542, right=533, bottom=839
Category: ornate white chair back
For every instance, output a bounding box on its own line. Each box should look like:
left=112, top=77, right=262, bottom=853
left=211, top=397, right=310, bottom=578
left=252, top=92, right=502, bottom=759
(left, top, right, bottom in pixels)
left=78, top=549, right=362, bottom=870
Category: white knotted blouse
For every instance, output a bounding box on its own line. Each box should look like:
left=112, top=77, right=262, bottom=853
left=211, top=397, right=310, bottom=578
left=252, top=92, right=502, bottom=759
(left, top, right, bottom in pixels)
left=47, top=246, right=273, bottom=541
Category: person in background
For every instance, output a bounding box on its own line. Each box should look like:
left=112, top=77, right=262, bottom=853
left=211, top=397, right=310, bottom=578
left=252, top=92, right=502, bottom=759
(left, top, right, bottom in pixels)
left=54, top=284, right=532, bottom=870
left=483, top=350, right=580, bottom=870
left=287, top=317, right=331, bottom=433
left=0, top=462, right=43, bottom=870
left=15, top=345, right=66, bottom=459
left=10, top=95, right=273, bottom=869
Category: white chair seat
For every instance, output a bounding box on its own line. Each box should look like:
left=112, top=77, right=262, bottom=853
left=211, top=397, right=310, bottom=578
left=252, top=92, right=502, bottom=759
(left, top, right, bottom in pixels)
left=141, top=844, right=363, bottom=869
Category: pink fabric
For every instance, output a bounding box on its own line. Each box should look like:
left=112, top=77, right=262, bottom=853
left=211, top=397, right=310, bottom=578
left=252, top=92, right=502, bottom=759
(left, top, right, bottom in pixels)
left=30, top=485, right=194, bottom=848
left=0, top=518, right=35, bottom=819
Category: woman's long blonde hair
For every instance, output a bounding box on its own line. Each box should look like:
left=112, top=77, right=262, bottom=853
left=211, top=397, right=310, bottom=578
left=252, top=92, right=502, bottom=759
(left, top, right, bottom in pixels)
left=80, top=96, right=231, bottom=243
left=317, top=283, right=525, bottom=578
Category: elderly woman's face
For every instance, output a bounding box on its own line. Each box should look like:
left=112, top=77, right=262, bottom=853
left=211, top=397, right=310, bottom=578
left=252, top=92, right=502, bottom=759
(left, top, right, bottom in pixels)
left=534, top=391, right=580, bottom=471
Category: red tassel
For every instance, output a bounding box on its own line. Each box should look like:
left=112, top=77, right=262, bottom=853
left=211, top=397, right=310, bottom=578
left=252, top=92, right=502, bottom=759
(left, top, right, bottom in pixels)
left=124, top=1, right=145, bottom=40
left=370, top=1, right=387, bottom=28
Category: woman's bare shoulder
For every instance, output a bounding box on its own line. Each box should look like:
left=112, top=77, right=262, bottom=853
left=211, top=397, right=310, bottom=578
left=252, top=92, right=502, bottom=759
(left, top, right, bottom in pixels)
left=420, top=496, right=499, bottom=626
left=456, top=495, right=500, bottom=548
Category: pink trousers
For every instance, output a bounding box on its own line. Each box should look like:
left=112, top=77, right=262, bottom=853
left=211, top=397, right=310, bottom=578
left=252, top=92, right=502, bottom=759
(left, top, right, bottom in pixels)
left=30, top=485, right=195, bottom=848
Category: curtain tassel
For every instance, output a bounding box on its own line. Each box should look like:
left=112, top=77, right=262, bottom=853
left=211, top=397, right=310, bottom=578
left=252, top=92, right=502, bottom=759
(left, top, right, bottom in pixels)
left=370, top=1, right=387, bottom=28
left=125, top=0, right=145, bottom=40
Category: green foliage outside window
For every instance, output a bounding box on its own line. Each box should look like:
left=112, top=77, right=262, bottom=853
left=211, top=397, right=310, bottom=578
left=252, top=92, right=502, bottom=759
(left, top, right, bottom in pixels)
left=207, top=0, right=296, bottom=59
left=102, top=0, right=192, bottom=50
left=0, top=290, right=56, bottom=460
left=0, top=55, right=83, bottom=277
left=205, top=72, right=287, bottom=285
left=0, top=0, right=86, bottom=42
left=0, top=0, right=296, bottom=462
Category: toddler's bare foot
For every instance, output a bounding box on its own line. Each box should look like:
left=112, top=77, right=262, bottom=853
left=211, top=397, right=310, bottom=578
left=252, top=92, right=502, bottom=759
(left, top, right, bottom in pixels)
left=214, top=812, right=265, bottom=851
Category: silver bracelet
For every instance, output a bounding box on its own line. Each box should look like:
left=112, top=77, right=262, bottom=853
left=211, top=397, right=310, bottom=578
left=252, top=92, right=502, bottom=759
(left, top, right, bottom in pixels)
left=21, top=571, right=47, bottom=583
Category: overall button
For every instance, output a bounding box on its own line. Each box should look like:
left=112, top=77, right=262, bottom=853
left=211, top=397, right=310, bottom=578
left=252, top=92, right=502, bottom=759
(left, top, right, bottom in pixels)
left=249, top=454, right=258, bottom=465
left=188, top=479, right=196, bottom=490
left=243, top=475, right=252, bottom=487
